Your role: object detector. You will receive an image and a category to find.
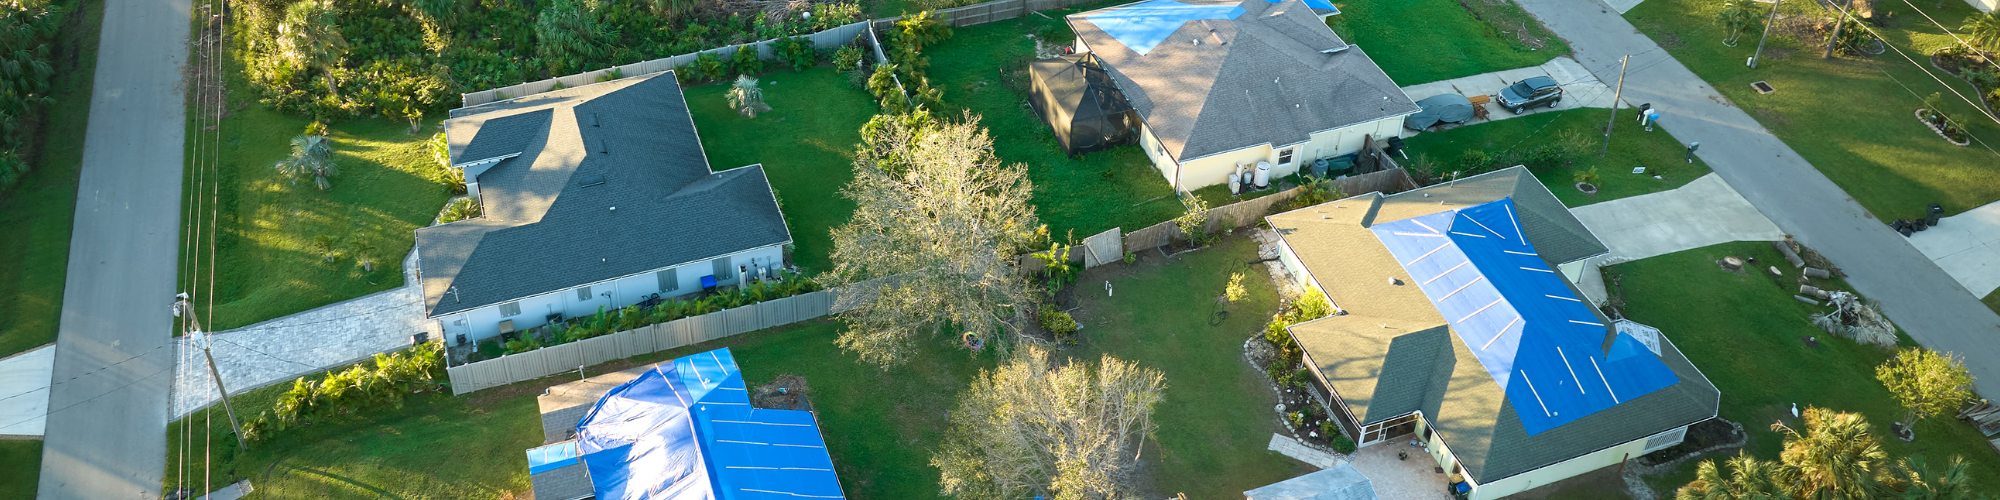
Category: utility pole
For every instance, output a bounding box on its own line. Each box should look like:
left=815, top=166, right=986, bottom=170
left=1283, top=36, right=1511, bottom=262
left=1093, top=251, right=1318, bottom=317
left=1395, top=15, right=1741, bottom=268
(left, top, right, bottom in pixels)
left=1822, top=0, right=1849, bottom=58
left=180, top=299, right=247, bottom=451
left=1600, top=55, right=1629, bottom=157
left=1750, top=0, right=1782, bottom=68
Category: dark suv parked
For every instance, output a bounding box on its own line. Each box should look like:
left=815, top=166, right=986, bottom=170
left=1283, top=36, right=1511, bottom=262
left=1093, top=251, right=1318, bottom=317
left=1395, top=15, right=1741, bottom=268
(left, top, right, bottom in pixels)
left=1497, top=76, right=1563, bottom=114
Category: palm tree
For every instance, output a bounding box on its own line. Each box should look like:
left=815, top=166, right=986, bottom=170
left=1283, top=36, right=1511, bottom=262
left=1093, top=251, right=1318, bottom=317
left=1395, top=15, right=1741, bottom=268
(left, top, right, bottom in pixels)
left=1714, top=0, right=1764, bottom=47
left=310, top=234, right=339, bottom=263
left=1678, top=453, right=1785, bottom=500
left=1879, top=455, right=1985, bottom=500
left=278, top=0, right=349, bottom=99
left=275, top=134, right=338, bottom=190
left=725, top=75, right=771, bottom=118
left=348, top=235, right=377, bottom=272
left=1965, top=11, right=2000, bottom=53
left=1771, top=407, right=1890, bottom=500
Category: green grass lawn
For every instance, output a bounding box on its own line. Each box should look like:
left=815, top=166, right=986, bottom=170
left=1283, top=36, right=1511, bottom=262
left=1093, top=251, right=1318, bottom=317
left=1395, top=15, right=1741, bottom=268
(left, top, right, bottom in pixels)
left=1401, top=108, right=1714, bottom=207
left=0, top=440, right=41, bottom=499
left=686, top=67, right=877, bottom=274
left=1625, top=0, right=2000, bottom=220
left=1072, top=235, right=1318, bottom=498
left=0, top=0, right=103, bottom=358
left=1326, top=0, right=1568, bottom=85
left=1983, top=288, right=1999, bottom=315
left=926, top=12, right=1190, bottom=240
left=167, top=320, right=996, bottom=499
left=1607, top=241, right=2000, bottom=494
left=191, top=53, right=453, bottom=331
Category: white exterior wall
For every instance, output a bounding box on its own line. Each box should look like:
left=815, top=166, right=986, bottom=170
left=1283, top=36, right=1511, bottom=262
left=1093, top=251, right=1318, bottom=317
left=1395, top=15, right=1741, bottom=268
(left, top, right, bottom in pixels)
left=1967, top=0, right=1995, bottom=12
left=1557, top=259, right=1589, bottom=285
left=436, top=244, right=785, bottom=343
left=1466, top=425, right=1682, bottom=500
left=1152, top=115, right=1407, bottom=190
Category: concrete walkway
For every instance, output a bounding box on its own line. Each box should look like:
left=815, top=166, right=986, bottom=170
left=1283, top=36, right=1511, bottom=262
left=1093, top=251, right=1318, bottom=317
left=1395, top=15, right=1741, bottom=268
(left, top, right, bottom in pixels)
left=0, top=345, right=54, bottom=436
left=172, top=250, right=434, bottom=419
left=1397, top=56, right=1615, bottom=136
left=38, top=0, right=191, bottom=496
left=1571, top=173, right=1785, bottom=263
left=1517, top=0, right=2000, bottom=398
left=1268, top=433, right=1345, bottom=469
left=1905, top=201, right=2000, bottom=300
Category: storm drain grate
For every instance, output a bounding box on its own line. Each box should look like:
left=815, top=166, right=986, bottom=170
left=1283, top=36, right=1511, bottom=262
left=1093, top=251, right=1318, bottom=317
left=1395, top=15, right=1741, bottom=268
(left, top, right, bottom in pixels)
left=1751, top=81, right=1776, bottom=94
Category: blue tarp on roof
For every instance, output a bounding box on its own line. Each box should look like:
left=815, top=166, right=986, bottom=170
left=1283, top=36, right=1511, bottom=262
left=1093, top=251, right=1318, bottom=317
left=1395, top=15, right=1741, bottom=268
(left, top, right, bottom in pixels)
left=570, top=348, right=845, bottom=500
left=1085, top=0, right=1246, bottom=55
left=1369, top=198, right=1679, bottom=435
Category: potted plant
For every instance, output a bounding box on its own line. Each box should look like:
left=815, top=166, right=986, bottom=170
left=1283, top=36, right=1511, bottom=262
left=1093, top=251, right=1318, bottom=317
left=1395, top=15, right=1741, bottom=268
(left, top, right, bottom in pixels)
left=1572, top=167, right=1601, bottom=195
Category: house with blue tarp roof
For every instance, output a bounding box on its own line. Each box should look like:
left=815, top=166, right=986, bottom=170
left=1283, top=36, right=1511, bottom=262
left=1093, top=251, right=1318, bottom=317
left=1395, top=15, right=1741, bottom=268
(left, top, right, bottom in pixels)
left=1263, top=166, right=1719, bottom=500
left=523, top=347, right=845, bottom=500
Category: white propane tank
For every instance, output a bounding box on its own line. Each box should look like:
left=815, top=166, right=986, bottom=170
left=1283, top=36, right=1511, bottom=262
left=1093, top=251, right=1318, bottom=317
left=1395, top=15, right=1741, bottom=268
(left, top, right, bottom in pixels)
left=1254, top=161, right=1272, bottom=189
left=1228, top=172, right=1241, bottom=194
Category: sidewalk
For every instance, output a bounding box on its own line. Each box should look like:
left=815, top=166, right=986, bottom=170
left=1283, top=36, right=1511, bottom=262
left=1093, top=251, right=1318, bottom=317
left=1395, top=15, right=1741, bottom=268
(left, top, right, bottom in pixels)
left=171, top=250, right=436, bottom=419
left=0, top=345, right=53, bottom=436
left=1514, top=0, right=2000, bottom=398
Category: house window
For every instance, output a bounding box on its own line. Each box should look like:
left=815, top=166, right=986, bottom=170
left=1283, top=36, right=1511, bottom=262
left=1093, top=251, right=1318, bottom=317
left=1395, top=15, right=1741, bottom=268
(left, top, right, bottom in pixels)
left=1643, top=427, right=1688, bottom=452
left=1279, top=148, right=1295, bottom=165
left=658, top=269, right=679, bottom=292
left=576, top=286, right=593, bottom=301
left=499, top=301, right=522, bottom=317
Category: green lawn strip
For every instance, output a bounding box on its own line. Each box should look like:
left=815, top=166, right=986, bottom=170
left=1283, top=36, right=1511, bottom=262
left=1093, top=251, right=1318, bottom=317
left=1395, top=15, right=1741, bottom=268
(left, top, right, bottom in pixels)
left=926, top=13, right=1188, bottom=239
left=1608, top=241, right=2000, bottom=494
left=1072, top=235, right=1317, bottom=498
left=0, top=440, right=42, bottom=499
left=1624, top=0, right=2000, bottom=220
left=1400, top=108, right=1713, bottom=207
left=167, top=320, right=993, bottom=499
left=1983, top=288, right=1999, bottom=316
left=189, top=49, right=452, bottom=331
left=685, top=67, right=877, bottom=274
left=0, top=0, right=104, bottom=358
left=1325, top=0, right=1568, bottom=85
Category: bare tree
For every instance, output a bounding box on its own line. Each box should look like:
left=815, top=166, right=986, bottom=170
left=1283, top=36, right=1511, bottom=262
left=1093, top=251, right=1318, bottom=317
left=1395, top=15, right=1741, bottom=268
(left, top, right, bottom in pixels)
left=823, top=112, right=1043, bottom=367
left=931, top=345, right=1166, bottom=500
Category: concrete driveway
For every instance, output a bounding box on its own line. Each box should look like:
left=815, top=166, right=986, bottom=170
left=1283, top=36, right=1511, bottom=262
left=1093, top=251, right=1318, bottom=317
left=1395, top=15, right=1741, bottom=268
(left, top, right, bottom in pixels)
left=1397, top=56, right=1616, bottom=136
left=38, top=0, right=189, bottom=497
left=1905, top=201, right=2000, bottom=300
left=1571, top=173, right=1785, bottom=263
left=0, top=345, right=54, bottom=436
left=1515, top=0, right=2000, bottom=398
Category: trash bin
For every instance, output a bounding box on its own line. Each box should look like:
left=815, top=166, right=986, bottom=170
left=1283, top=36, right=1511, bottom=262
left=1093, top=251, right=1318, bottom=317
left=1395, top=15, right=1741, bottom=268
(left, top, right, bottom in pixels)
left=1927, top=203, right=1943, bottom=226
left=1310, top=158, right=1328, bottom=178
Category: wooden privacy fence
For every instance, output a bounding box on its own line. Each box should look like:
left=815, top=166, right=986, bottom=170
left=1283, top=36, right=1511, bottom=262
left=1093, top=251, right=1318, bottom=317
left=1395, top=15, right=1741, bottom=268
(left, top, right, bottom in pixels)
left=1122, top=168, right=1417, bottom=254
left=458, top=21, right=872, bottom=108
left=445, top=289, right=838, bottom=395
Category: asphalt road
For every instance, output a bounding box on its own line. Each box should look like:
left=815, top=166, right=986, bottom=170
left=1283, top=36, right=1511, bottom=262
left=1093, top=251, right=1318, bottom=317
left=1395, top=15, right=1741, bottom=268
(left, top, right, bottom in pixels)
left=1515, top=0, right=2000, bottom=397
left=36, top=0, right=190, bottom=497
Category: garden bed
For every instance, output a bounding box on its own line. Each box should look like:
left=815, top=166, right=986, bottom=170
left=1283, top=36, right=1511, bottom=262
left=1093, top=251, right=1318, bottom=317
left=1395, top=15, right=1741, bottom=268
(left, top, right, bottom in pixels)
left=1917, top=108, right=1973, bottom=146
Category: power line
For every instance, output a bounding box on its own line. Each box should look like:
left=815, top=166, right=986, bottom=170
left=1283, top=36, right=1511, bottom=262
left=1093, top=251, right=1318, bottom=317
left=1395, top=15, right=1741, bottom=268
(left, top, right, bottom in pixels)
left=1895, top=0, right=1996, bottom=63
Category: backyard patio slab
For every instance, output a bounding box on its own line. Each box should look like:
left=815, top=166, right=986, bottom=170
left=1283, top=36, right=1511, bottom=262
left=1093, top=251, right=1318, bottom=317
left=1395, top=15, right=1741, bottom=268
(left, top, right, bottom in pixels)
left=1346, top=443, right=1455, bottom=500
left=1398, top=56, right=1617, bottom=137
left=1570, top=173, right=1785, bottom=263
left=1905, top=200, right=2000, bottom=299
left=0, top=344, right=53, bottom=436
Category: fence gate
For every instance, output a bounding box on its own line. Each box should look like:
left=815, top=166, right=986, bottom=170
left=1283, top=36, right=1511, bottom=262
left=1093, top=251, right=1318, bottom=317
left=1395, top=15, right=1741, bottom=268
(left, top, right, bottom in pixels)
left=1080, top=228, right=1122, bottom=268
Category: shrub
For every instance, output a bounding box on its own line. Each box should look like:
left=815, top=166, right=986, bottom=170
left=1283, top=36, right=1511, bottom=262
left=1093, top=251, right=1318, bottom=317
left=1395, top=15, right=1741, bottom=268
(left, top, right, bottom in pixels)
left=832, top=44, right=864, bottom=71
left=438, top=196, right=482, bottom=223
left=729, top=44, right=764, bottom=76
left=1289, top=411, right=1306, bottom=428
left=1038, top=304, right=1079, bottom=341
left=1123, top=251, right=1137, bottom=264
left=1034, top=242, right=1077, bottom=291
left=1174, top=195, right=1211, bottom=246
left=694, top=52, right=727, bottom=82
left=1572, top=167, right=1600, bottom=186
left=1331, top=431, right=1356, bottom=453
left=1265, top=288, right=1334, bottom=355
left=1225, top=272, right=1248, bottom=302
left=1456, top=149, right=1493, bottom=175
left=246, top=343, right=444, bottom=441
left=774, top=36, right=815, bottom=70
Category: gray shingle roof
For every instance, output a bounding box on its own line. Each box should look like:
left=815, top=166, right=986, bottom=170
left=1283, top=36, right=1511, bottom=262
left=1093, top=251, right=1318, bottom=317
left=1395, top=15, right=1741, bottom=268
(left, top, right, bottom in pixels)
left=530, top=458, right=594, bottom=500
left=1269, top=167, right=1715, bottom=484
left=418, top=73, right=791, bottom=317
left=1068, top=0, right=1420, bottom=161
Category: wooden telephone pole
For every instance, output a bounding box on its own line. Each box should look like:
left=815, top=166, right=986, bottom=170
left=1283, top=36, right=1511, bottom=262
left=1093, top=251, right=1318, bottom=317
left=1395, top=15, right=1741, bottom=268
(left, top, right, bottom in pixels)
left=1600, top=55, right=1629, bottom=157
left=1750, top=0, right=1782, bottom=68
left=1823, top=0, right=1851, bottom=58
left=180, top=299, right=247, bottom=451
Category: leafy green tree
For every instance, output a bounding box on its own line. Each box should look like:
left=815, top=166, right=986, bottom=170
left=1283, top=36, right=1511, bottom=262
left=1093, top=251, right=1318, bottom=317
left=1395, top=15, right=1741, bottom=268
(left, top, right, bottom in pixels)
left=1174, top=195, right=1210, bottom=245
left=1676, top=453, right=1785, bottom=500
left=1714, top=0, right=1764, bottom=47
left=277, top=0, right=349, bottom=99
left=535, top=0, right=608, bottom=75
left=823, top=112, right=1041, bottom=367
left=275, top=134, right=338, bottom=190
left=1876, top=348, right=1975, bottom=440
left=895, top=10, right=952, bottom=52
left=1771, top=407, right=1890, bottom=500
left=1961, top=10, right=2000, bottom=50
left=725, top=75, right=771, bottom=118
left=932, top=346, right=1165, bottom=500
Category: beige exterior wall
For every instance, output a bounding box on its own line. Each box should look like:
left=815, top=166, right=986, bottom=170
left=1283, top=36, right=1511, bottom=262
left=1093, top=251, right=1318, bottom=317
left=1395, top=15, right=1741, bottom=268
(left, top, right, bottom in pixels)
left=1145, top=115, right=1409, bottom=191
left=1462, top=425, right=1688, bottom=500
